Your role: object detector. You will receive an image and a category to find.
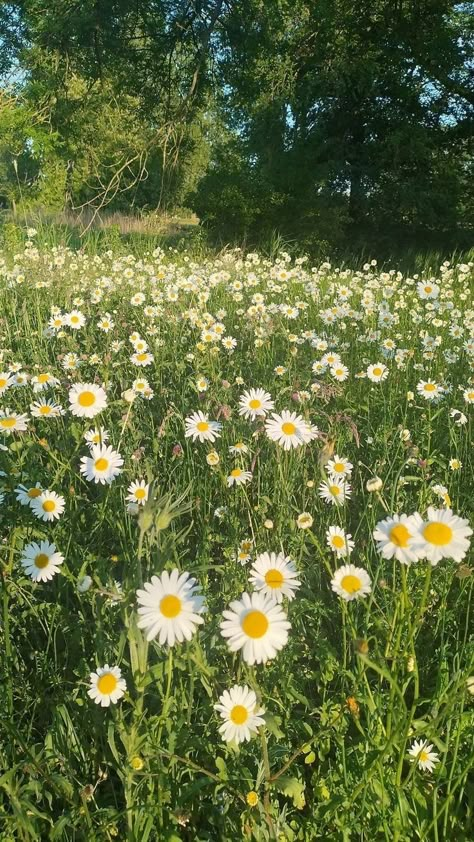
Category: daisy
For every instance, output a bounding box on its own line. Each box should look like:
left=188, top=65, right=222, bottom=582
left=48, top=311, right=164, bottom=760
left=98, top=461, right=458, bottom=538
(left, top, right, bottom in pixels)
left=234, top=538, right=254, bottom=565
left=238, top=388, right=274, bottom=420
left=330, top=364, right=349, bottom=382
left=326, top=455, right=353, bottom=478
left=136, top=569, right=205, bottom=645
left=65, top=310, right=86, bottom=329
left=411, top=507, right=472, bottom=564
left=265, top=410, right=314, bottom=450
left=417, top=380, right=444, bottom=401
left=220, top=591, right=290, bottom=665
left=30, top=399, right=65, bottom=418
left=214, top=685, right=265, bottom=744
left=408, top=740, right=440, bottom=772
left=84, top=427, right=110, bottom=447
left=31, top=373, right=60, bottom=392
left=80, top=444, right=124, bottom=485
left=30, top=490, right=65, bottom=522
left=69, top=383, right=108, bottom=419
left=131, top=351, right=154, bottom=367
left=126, top=480, right=149, bottom=506
left=373, top=514, right=423, bottom=565
left=21, top=540, right=64, bottom=582
left=97, top=314, right=114, bottom=332
left=0, top=372, right=13, bottom=396
left=184, top=411, right=221, bottom=443
left=417, top=281, right=440, bottom=300
left=326, top=526, right=354, bottom=557
left=331, top=564, right=372, bottom=601
left=88, top=665, right=126, bottom=707
left=229, top=442, right=249, bottom=454
left=132, top=377, right=151, bottom=395
left=367, top=363, right=388, bottom=383
left=318, top=478, right=351, bottom=506
left=0, top=409, right=28, bottom=434
left=296, top=512, right=313, bottom=529
left=463, top=388, right=474, bottom=404
left=249, top=552, right=301, bottom=603
left=227, top=468, right=252, bottom=487
left=15, top=483, right=43, bottom=506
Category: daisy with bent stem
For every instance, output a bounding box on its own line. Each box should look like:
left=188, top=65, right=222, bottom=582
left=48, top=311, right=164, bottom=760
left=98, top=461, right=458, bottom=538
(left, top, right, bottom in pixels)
left=136, top=569, right=205, bottom=645
left=248, top=552, right=301, bottom=603
left=184, top=411, right=222, bottom=443
left=220, top=591, right=290, bottom=665
left=21, top=540, right=64, bottom=582
left=88, top=665, right=126, bottom=707
left=214, top=685, right=265, bottom=744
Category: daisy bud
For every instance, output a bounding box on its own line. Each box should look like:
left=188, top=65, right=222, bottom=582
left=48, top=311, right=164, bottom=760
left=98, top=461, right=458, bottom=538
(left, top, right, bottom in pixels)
left=264, top=519, right=274, bottom=529
left=366, top=476, right=383, bottom=492
left=407, top=656, right=415, bottom=672
left=77, top=575, right=93, bottom=593
left=122, top=389, right=136, bottom=403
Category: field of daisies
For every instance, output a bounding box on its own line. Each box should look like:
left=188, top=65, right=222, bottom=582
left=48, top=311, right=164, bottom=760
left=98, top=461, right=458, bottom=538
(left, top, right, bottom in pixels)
left=0, top=235, right=473, bottom=842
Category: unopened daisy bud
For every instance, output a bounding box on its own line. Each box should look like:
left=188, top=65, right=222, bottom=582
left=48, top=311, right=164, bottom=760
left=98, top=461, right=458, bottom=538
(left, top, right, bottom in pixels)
left=297, top=512, right=313, bottom=529
left=366, top=476, right=383, bottom=492
left=466, top=676, right=474, bottom=696
left=407, top=391, right=415, bottom=401
left=400, top=429, right=411, bottom=442
left=264, top=518, right=274, bottom=529
left=306, top=480, right=314, bottom=488
left=407, top=656, right=415, bottom=673
left=131, top=756, right=144, bottom=771
left=206, top=450, right=220, bottom=466
left=246, top=791, right=259, bottom=807
left=122, top=389, right=136, bottom=403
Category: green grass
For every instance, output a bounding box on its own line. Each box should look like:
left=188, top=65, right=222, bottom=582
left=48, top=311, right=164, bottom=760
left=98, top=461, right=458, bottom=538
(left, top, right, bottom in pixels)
left=0, top=237, right=473, bottom=841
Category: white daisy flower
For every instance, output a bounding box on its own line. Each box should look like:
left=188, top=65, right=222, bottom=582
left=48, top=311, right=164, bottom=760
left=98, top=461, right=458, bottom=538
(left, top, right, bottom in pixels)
left=373, top=514, right=424, bottom=564
left=80, top=445, right=124, bottom=484
left=0, top=409, right=28, bottom=434
left=126, top=480, right=149, bottom=506
left=408, top=740, right=440, bottom=772
left=184, top=411, right=222, bottom=443
left=238, top=388, right=274, bottom=419
left=65, top=310, right=86, bottom=329
left=136, top=569, right=205, bottom=645
left=227, top=468, right=252, bottom=487
left=463, top=388, right=474, bottom=404
left=88, top=665, right=126, bottom=707
left=326, top=526, right=354, bottom=557
left=220, top=591, right=290, bottom=665
left=21, top=540, right=64, bottom=582
left=15, top=483, right=43, bottom=506
left=69, top=383, right=108, bottom=419
left=84, top=427, right=110, bottom=447
left=417, top=381, right=444, bottom=401
left=131, top=351, right=154, bottom=367
left=30, top=490, right=65, bottom=522
left=330, top=364, right=349, bottom=382
left=0, top=372, right=14, bottom=396
left=248, top=552, right=301, bottom=603
left=229, top=442, right=249, bottom=454
left=265, top=410, right=315, bottom=450
left=326, top=455, right=353, bottom=478
left=30, top=399, right=65, bottom=418
left=214, top=685, right=265, bottom=744
left=318, top=478, right=351, bottom=506
left=411, top=507, right=472, bottom=565
left=31, top=373, right=60, bottom=392
left=367, top=363, right=388, bottom=383
left=331, top=564, right=372, bottom=601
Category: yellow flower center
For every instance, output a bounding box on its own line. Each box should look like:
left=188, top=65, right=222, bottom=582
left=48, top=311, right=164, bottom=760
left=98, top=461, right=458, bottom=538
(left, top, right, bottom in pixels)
left=424, top=383, right=436, bottom=392
left=28, top=488, right=42, bottom=498
left=230, top=468, right=242, bottom=478
left=97, top=672, right=118, bottom=694
left=423, top=522, right=453, bottom=546
left=241, top=610, right=269, bottom=638
left=94, top=458, right=109, bottom=471
left=390, top=524, right=411, bottom=547
left=282, top=422, right=296, bottom=436
left=160, top=594, right=182, bottom=618
left=0, top=378, right=7, bottom=388
left=0, top=417, right=16, bottom=428
left=249, top=399, right=261, bottom=409
left=39, top=405, right=52, bottom=414
left=42, top=500, right=56, bottom=512
left=330, top=485, right=341, bottom=496
left=332, top=535, right=345, bottom=549
left=341, top=574, right=361, bottom=593
left=333, top=463, right=345, bottom=473
left=230, top=704, right=249, bottom=725
left=136, top=353, right=148, bottom=361
left=424, top=287, right=432, bottom=293
left=373, top=367, right=382, bottom=376
left=78, top=391, right=96, bottom=407
left=38, top=374, right=50, bottom=383
left=264, top=569, right=284, bottom=589
left=134, top=488, right=146, bottom=499
left=419, top=750, right=429, bottom=762
left=196, top=421, right=209, bottom=432
left=35, top=553, right=49, bottom=569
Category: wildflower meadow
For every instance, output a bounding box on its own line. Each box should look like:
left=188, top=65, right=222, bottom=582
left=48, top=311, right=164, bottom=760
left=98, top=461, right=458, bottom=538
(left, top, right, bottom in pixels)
left=0, top=235, right=473, bottom=841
